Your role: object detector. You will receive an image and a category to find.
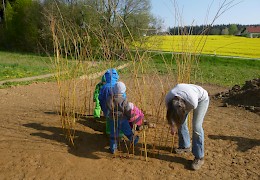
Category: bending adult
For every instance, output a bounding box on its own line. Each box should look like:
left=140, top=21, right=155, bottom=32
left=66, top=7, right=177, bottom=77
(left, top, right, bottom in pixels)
left=165, top=83, right=209, bottom=170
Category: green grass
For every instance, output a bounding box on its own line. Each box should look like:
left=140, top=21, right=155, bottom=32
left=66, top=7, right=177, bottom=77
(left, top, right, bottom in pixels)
left=97, top=52, right=260, bottom=87
left=0, top=51, right=127, bottom=88
left=0, top=51, right=125, bottom=79
left=1, top=51, right=259, bottom=88
left=0, top=76, right=56, bottom=89
left=0, top=51, right=52, bottom=80
left=196, top=56, right=260, bottom=87
left=148, top=53, right=260, bottom=87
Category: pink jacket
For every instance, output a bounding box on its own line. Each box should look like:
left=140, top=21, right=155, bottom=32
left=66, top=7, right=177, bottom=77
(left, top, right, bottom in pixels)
left=129, top=104, right=144, bottom=126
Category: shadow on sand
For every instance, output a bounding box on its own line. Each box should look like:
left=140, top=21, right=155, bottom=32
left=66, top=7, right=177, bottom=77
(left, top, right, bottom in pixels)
left=23, top=120, right=109, bottom=159
left=24, top=111, right=192, bottom=169
left=77, top=115, right=107, bottom=133
left=208, top=134, right=260, bottom=152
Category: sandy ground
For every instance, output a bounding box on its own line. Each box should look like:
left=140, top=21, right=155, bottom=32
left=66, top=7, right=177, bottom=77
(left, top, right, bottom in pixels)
left=0, top=80, right=259, bottom=180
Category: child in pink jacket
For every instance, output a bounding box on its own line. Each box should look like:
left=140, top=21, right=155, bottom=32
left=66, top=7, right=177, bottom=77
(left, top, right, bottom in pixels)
left=128, top=102, right=145, bottom=131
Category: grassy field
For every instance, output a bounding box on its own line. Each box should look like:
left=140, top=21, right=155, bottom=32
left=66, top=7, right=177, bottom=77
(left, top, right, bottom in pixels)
left=1, top=51, right=259, bottom=88
left=118, top=53, right=260, bottom=87
left=140, top=35, right=260, bottom=59
left=0, top=51, right=52, bottom=81
left=195, top=55, right=260, bottom=86
left=0, top=51, right=125, bottom=87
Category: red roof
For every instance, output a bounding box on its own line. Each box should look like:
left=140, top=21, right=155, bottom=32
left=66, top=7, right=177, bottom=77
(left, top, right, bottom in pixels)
left=246, top=26, right=260, bottom=33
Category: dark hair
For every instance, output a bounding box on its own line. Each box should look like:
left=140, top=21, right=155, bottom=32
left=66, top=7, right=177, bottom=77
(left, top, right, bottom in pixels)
left=166, top=97, right=186, bottom=128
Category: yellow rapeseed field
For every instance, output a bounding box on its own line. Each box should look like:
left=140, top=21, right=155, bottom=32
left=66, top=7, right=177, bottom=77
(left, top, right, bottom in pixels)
left=141, top=35, right=260, bottom=59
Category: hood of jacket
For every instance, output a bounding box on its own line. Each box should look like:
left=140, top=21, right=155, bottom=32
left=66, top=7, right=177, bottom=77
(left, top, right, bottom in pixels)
left=104, top=68, right=119, bottom=85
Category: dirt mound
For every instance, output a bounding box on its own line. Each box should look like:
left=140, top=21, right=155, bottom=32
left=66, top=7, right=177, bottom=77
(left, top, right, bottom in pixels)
left=214, top=78, right=260, bottom=115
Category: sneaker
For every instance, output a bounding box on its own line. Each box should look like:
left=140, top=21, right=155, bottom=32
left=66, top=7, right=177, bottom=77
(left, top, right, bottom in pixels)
left=191, top=158, right=204, bottom=170
left=109, top=148, right=116, bottom=154
left=175, top=147, right=191, bottom=154
left=110, top=144, right=117, bottom=154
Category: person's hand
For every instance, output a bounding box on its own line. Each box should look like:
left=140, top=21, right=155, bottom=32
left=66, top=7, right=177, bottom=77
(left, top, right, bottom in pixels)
left=171, top=125, right=177, bottom=135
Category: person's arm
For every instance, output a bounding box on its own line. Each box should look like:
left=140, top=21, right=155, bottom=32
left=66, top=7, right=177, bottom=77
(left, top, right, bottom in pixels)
left=129, top=106, right=144, bottom=126
left=106, top=95, right=113, bottom=111
left=123, top=100, right=132, bottom=119
left=93, top=83, right=101, bottom=102
left=98, top=86, right=107, bottom=114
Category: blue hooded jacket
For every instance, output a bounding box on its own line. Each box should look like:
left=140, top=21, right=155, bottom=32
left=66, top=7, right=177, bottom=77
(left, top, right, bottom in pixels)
left=98, top=68, right=119, bottom=116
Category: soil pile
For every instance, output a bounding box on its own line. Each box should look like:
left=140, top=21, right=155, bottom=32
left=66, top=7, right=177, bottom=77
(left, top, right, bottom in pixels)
left=214, top=78, right=260, bottom=115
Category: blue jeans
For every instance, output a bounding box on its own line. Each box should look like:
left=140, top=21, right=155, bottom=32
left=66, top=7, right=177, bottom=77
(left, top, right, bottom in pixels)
left=109, top=119, right=133, bottom=152
left=178, top=98, right=209, bottom=159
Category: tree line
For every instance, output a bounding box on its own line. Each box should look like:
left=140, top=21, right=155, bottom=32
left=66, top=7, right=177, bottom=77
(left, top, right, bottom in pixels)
left=0, top=0, right=160, bottom=54
left=168, top=24, right=258, bottom=36
left=0, top=0, right=258, bottom=54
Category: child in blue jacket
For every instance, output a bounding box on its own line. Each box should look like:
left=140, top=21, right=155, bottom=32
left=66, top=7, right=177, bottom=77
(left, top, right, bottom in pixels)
left=98, top=68, right=126, bottom=134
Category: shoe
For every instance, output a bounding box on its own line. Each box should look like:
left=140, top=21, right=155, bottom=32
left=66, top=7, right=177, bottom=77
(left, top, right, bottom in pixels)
left=109, top=148, right=116, bottom=154
left=175, top=147, right=191, bottom=154
left=110, top=144, right=117, bottom=154
left=191, top=158, right=204, bottom=170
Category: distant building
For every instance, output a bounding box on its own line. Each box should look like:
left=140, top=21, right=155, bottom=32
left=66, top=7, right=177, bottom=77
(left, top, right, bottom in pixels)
left=241, top=26, right=260, bottom=38
left=157, top=31, right=170, bottom=35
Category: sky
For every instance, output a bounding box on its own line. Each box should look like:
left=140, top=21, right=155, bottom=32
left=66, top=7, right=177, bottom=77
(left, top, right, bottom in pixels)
left=150, top=0, right=260, bottom=30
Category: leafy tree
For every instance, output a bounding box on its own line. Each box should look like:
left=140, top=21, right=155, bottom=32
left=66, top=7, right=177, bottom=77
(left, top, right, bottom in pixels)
left=228, top=24, right=238, bottom=35
left=209, top=27, right=221, bottom=35
left=148, top=16, right=163, bottom=35
left=221, top=27, right=229, bottom=35
left=83, top=0, right=154, bottom=58
left=39, top=0, right=155, bottom=56
left=0, top=0, right=42, bottom=52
